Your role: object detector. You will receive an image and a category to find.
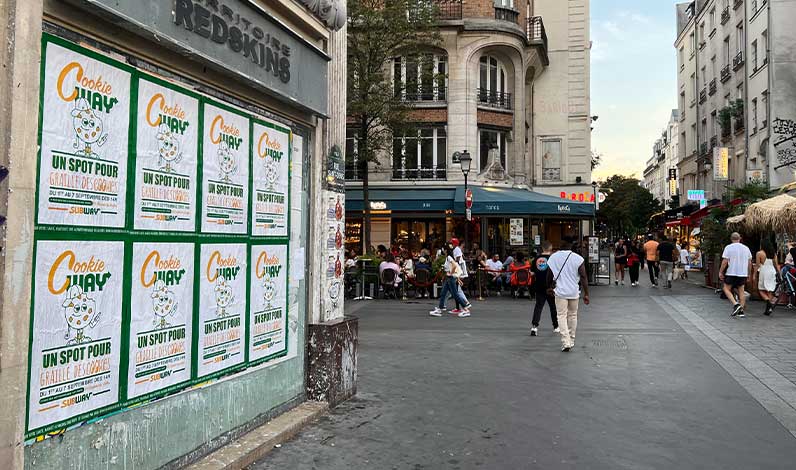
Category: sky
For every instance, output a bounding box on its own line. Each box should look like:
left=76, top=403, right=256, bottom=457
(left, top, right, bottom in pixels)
left=590, top=0, right=683, bottom=181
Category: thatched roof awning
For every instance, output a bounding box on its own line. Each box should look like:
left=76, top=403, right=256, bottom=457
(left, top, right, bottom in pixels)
left=743, top=194, right=796, bottom=233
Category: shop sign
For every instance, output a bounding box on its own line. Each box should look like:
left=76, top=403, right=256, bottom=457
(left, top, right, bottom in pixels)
left=325, top=145, right=345, bottom=194
left=700, top=199, right=708, bottom=209
left=746, top=169, right=766, bottom=183
left=509, top=218, right=523, bottom=245
left=588, top=237, right=599, bottom=263
left=69, top=0, right=330, bottom=116
left=687, top=190, right=705, bottom=201
left=557, top=204, right=571, bottom=213
left=559, top=191, right=596, bottom=202
left=370, top=201, right=386, bottom=210
left=713, top=147, right=729, bottom=181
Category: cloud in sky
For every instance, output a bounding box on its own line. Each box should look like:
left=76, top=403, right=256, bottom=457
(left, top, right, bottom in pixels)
left=590, top=1, right=682, bottom=181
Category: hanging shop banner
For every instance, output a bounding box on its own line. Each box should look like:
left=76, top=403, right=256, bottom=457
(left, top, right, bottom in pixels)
left=197, top=243, right=247, bottom=378
left=249, top=243, right=289, bottom=363
left=687, top=190, right=705, bottom=201
left=509, top=218, right=524, bottom=246
left=713, top=147, right=729, bottom=181
left=37, top=36, right=131, bottom=228
left=251, top=120, right=290, bottom=237
left=201, top=102, right=250, bottom=234
left=134, top=77, right=199, bottom=232
left=27, top=240, right=124, bottom=437
left=127, top=242, right=194, bottom=400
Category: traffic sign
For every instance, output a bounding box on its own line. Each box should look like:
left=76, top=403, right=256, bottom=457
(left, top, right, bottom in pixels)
left=466, top=208, right=472, bottom=221
left=465, top=189, right=473, bottom=209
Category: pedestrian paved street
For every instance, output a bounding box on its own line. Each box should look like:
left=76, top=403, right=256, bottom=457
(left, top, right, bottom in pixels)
left=255, top=277, right=796, bottom=470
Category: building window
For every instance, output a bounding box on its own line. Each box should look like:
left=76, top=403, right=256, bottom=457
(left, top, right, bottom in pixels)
left=478, top=55, right=510, bottom=109
left=752, top=98, right=758, bottom=132
left=393, top=54, right=447, bottom=101
left=678, top=47, right=685, bottom=70
left=762, top=30, right=768, bottom=64
left=479, top=129, right=507, bottom=171
left=680, top=91, right=686, bottom=114
left=737, top=83, right=743, bottom=100
left=494, top=0, right=514, bottom=8
left=709, top=8, right=716, bottom=30
left=540, top=138, right=562, bottom=182
left=710, top=111, right=717, bottom=138
left=392, top=127, right=447, bottom=180
left=711, top=56, right=717, bottom=79
left=750, top=40, right=757, bottom=71
left=689, top=32, right=695, bottom=57
left=736, top=23, right=744, bottom=53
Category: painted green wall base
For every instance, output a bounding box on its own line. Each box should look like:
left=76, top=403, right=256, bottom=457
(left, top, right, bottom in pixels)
left=24, top=337, right=304, bottom=470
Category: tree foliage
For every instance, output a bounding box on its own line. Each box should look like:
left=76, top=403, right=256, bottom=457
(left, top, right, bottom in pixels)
left=597, top=175, right=663, bottom=237
left=347, top=0, right=441, bottom=250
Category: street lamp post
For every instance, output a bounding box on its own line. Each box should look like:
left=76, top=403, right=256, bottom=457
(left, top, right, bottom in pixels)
left=459, top=150, right=472, bottom=250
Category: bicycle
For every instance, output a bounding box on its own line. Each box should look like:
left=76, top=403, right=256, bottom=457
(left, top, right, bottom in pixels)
left=771, top=266, right=796, bottom=312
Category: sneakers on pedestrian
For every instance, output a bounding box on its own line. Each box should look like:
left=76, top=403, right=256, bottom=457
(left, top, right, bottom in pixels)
left=615, top=280, right=619, bottom=285
left=621, top=280, right=625, bottom=286
left=429, top=308, right=443, bottom=317
left=530, top=327, right=538, bottom=336
left=450, top=308, right=463, bottom=315
left=562, top=345, right=571, bottom=352
left=463, top=303, right=473, bottom=310
left=553, top=327, right=561, bottom=333
left=737, top=310, right=746, bottom=318
left=458, top=310, right=471, bottom=318
left=731, top=303, right=743, bottom=317
left=667, top=281, right=672, bottom=289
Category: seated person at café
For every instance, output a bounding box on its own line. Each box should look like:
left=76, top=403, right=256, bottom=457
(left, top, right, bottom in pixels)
left=486, top=253, right=505, bottom=293
left=378, top=254, right=402, bottom=287
left=508, top=252, right=533, bottom=297
left=413, top=256, right=432, bottom=298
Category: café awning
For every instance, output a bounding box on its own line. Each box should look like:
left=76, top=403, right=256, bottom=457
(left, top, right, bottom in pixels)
left=345, top=186, right=594, bottom=216
left=454, top=186, right=594, bottom=216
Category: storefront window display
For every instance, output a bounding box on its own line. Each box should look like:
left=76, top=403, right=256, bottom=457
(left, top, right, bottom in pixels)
left=392, top=218, right=446, bottom=254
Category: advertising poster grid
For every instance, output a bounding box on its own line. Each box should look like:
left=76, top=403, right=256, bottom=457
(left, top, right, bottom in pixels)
left=27, top=35, right=295, bottom=440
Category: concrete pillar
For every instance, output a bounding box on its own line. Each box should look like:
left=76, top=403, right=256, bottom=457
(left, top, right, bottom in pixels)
left=0, top=1, right=44, bottom=468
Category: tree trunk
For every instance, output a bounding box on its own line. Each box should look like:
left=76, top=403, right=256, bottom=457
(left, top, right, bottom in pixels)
left=360, top=119, right=371, bottom=254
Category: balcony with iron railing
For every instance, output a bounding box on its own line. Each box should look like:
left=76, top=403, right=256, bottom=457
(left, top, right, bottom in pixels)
left=699, top=88, right=707, bottom=104
left=526, top=16, right=549, bottom=65
left=709, top=78, right=717, bottom=95
left=494, top=6, right=519, bottom=24
left=734, top=0, right=743, bottom=10
left=398, top=86, right=447, bottom=103
left=476, top=88, right=513, bottom=111
left=720, top=64, right=731, bottom=83
left=721, top=7, right=730, bottom=25
left=733, top=50, right=744, bottom=71
left=434, top=0, right=463, bottom=20
left=710, top=135, right=718, bottom=148
left=700, top=142, right=709, bottom=156
left=391, top=166, right=447, bottom=181
left=735, top=115, right=744, bottom=133
left=346, top=164, right=362, bottom=181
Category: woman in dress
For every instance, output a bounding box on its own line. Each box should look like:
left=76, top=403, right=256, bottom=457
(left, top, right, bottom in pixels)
left=614, top=239, right=628, bottom=286
left=756, top=240, right=779, bottom=316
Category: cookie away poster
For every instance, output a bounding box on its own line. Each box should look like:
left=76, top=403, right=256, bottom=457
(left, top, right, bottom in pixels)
left=197, top=243, right=247, bottom=378
left=27, top=240, right=124, bottom=436
left=251, top=120, right=290, bottom=237
left=249, top=244, right=288, bottom=363
left=133, top=78, right=199, bottom=232
left=37, top=37, right=131, bottom=228
left=127, top=242, right=194, bottom=399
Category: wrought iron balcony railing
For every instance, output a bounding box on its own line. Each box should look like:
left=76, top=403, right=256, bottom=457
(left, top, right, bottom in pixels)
left=699, top=88, right=707, bottom=104
left=710, top=135, right=718, bottom=148
left=526, top=16, right=548, bottom=51
left=398, top=86, right=447, bottom=103
left=476, top=88, right=513, bottom=110
left=494, top=6, right=519, bottom=24
left=709, top=78, right=717, bottom=95
left=391, top=167, right=447, bottom=181
left=721, top=7, right=730, bottom=25
left=734, top=0, right=743, bottom=10
left=733, top=50, right=744, bottom=71
left=700, top=142, right=709, bottom=156
left=720, top=64, right=731, bottom=83
left=434, top=0, right=462, bottom=20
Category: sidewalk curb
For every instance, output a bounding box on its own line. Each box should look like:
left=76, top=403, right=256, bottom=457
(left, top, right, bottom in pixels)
left=184, top=401, right=329, bottom=470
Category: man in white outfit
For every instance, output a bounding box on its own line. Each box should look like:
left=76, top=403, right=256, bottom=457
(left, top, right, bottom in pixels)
left=547, top=240, right=590, bottom=352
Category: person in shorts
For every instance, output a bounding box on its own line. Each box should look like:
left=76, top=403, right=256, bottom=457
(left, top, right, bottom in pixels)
left=719, top=232, right=753, bottom=317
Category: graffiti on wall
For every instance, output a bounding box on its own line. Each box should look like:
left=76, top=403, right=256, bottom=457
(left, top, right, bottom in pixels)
left=772, top=118, right=796, bottom=170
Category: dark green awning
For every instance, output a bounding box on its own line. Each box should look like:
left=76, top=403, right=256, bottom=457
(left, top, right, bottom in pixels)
left=345, top=188, right=456, bottom=212
left=345, top=186, right=594, bottom=217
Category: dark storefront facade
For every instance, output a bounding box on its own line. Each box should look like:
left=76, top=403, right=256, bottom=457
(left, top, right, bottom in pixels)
left=345, top=186, right=594, bottom=257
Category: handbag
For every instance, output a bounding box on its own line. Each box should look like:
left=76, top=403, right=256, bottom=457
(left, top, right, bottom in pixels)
left=546, top=252, right=573, bottom=297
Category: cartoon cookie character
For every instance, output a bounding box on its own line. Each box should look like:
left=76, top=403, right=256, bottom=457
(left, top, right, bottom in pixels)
left=264, top=157, right=279, bottom=191
left=217, top=142, right=237, bottom=182
left=151, top=279, right=178, bottom=329
left=156, top=123, right=183, bottom=172
left=262, top=274, right=276, bottom=309
left=61, top=285, right=101, bottom=345
left=71, top=97, right=108, bottom=158
left=214, top=276, right=234, bottom=317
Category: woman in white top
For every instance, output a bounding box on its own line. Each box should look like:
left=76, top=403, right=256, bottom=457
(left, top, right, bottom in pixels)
left=756, top=240, right=779, bottom=316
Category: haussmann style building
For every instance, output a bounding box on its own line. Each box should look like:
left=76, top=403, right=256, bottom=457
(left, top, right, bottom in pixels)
left=345, top=0, right=595, bottom=257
